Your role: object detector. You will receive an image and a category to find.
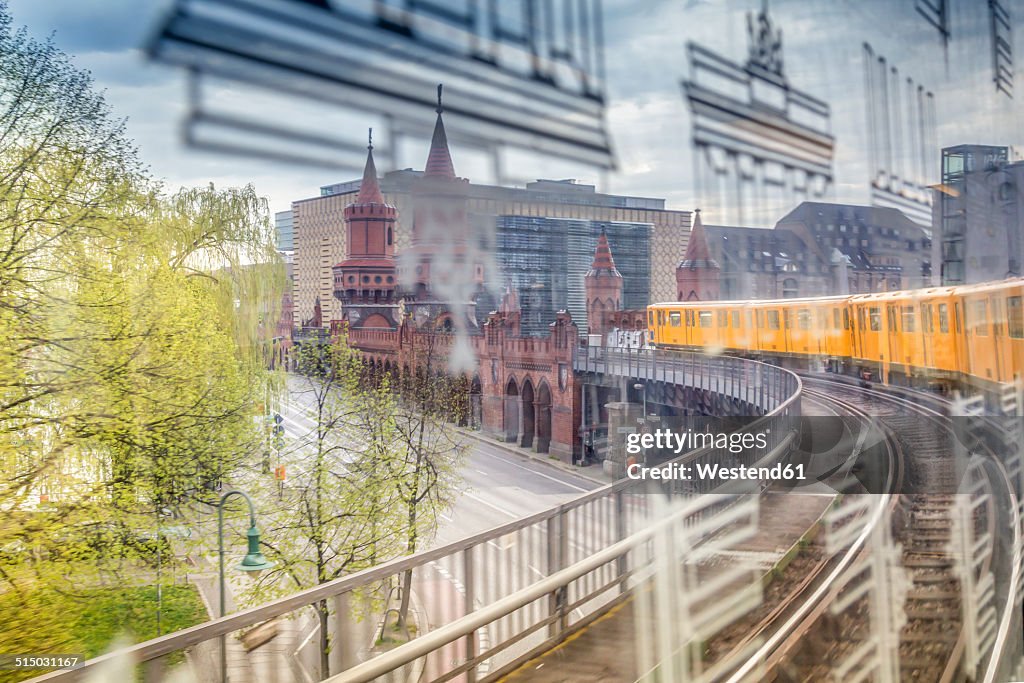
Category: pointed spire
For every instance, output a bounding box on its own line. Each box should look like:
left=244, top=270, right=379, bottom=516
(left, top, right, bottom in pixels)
left=499, top=281, right=520, bottom=314
left=424, top=84, right=456, bottom=179
left=679, top=209, right=720, bottom=269
left=587, top=230, right=622, bottom=277
left=355, top=127, right=384, bottom=204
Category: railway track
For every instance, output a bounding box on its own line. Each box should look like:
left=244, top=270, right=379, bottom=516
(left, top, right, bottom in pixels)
left=715, top=384, right=901, bottom=682
left=798, top=376, right=994, bottom=683
left=711, top=375, right=1002, bottom=682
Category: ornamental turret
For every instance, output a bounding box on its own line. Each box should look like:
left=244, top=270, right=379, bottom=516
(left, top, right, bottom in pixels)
left=675, top=209, right=720, bottom=301
left=584, top=230, right=624, bottom=336
left=332, top=130, right=400, bottom=329
left=399, top=84, right=485, bottom=329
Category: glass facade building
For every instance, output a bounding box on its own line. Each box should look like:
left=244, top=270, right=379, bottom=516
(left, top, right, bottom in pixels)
left=492, top=216, right=651, bottom=335
left=275, top=210, right=295, bottom=252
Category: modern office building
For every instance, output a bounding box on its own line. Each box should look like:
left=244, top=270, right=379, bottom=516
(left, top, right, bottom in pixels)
left=702, top=201, right=931, bottom=300
left=293, top=174, right=689, bottom=326
left=934, top=144, right=1024, bottom=285
left=493, top=217, right=651, bottom=335
left=274, top=210, right=294, bottom=252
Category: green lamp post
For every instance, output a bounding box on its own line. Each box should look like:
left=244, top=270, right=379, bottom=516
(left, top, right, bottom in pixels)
left=217, top=489, right=273, bottom=682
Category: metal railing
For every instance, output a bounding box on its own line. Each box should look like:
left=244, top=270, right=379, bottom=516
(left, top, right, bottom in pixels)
left=576, top=347, right=799, bottom=414
left=31, top=356, right=801, bottom=683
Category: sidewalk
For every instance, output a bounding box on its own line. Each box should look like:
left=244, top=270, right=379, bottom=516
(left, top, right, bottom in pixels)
left=456, top=427, right=613, bottom=485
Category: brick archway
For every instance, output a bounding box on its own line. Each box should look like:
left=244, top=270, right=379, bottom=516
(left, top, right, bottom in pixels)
left=520, top=378, right=535, bottom=449
left=504, top=377, right=520, bottom=442
left=536, top=380, right=552, bottom=453
left=470, top=375, right=482, bottom=429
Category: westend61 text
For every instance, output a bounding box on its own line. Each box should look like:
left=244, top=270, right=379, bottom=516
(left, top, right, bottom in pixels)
left=625, top=462, right=807, bottom=482
left=624, top=428, right=769, bottom=456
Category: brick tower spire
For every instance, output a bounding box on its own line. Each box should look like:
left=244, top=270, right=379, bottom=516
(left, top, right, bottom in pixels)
left=332, top=129, right=400, bottom=329
left=424, top=84, right=456, bottom=179
left=585, top=230, right=623, bottom=337
left=400, top=84, right=485, bottom=330
left=675, top=209, right=720, bottom=301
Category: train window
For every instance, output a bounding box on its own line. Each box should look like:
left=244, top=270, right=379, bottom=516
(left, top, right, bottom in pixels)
left=746, top=311, right=753, bottom=329
left=902, top=306, right=915, bottom=332
left=699, top=311, right=712, bottom=328
left=1009, top=296, right=1023, bottom=338
left=971, top=301, right=988, bottom=336
left=783, top=310, right=792, bottom=329
left=833, top=309, right=840, bottom=329
left=648, top=311, right=654, bottom=326
left=869, top=307, right=881, bottom=331
left=718, top=311, right=727, bottom=327
left=685, top=310, right=694, bottom=327
left=954, top=303, right=962, bottom=334
left=798, top=309, right=810, bottom=330
left=669, top=312, right=681, bottom=327
left=817, top=310, right=827, bottom=329
left=938, top=304, right=949, bottom=333
left=922, top=304, right=933, bottom=333
left=756, top=310, right=764, bottom=328
left=767, top=310, right=780, bottom=329
left=732, top=311, right=740, bottom=328
left=843, top=309, right=850, bottom=330
left=887, top=305, right=897, bottom=332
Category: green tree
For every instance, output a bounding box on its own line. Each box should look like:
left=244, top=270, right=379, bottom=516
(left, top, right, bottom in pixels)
left=384, top=331, right=466, bottom=629
left=0, top=1, right=285, bottom=661
left=252, top=337, right=403, bottom=677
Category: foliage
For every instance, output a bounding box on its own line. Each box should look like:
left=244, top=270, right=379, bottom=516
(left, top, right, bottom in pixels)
left=247, top=333, right=466, bottom=675
left=0, top=0, right=284, bottom=659
left=0, top=584, right=207, bottom=682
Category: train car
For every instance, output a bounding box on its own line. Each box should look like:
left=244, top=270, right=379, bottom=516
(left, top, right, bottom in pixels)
left=647, top=278, right=1024, bottom=396
left=953, top=281, right=1024, bottom=387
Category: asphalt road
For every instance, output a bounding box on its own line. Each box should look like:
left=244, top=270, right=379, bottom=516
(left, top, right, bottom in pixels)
left=276, top=374, right=601, bottom=548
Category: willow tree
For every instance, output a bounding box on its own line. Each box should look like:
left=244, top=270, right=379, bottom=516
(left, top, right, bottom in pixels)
left=0, top=1, right=285, bottom=656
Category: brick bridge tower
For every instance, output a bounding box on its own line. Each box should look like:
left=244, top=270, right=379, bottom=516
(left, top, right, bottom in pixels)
left=333, top=130, right=400, bottom=329
left=676, top=209, right=721, bottom=301
left=584, top=230, right=623, bottom=337
left=399, top=84, right=485, bottom=331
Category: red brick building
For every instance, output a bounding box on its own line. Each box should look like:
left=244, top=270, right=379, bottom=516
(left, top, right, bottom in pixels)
left=332, top=102, right=585, bottom=461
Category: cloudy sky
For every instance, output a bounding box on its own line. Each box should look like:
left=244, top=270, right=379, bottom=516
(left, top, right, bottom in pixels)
left=8, top=0, right=1022, bottom=223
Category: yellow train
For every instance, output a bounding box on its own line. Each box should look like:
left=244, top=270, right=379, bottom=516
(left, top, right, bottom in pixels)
left=648, top=279, right=1024, bottom=392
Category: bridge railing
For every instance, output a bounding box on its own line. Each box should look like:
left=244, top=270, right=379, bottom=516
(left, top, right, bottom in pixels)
left=575, top=346, right=800, bottom=414
left=31, top=356, right=801, bottom=683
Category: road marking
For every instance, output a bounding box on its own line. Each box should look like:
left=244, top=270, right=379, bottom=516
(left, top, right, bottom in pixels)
left=472, top=446, right=591, bottom=493
left=463, top=491, right=518, bottom=518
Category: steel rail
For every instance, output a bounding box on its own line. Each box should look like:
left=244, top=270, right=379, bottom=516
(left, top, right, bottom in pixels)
left=721, top=389, right=901, bottom=682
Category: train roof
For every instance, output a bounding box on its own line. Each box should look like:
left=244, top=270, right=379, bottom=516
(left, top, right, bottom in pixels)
left=649, top=295, right=850, bottom=308
left=649, top=278, right=1024, bottom=309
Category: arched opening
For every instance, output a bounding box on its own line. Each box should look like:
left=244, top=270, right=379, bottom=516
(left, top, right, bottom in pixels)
left=782, top=278, right=798, bottom=298
left=469, top=375, right=482, bottom=429
left=436, top=315, right=454, bottom=333
left=504, top=377, right=520, bottom=443
left=520, top=379, right=535, bottom=448
left=536, top=381, right=552, bottom=453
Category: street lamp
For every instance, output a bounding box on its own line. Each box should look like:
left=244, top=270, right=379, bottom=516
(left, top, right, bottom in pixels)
left=217, top=490, right=273, bottom=683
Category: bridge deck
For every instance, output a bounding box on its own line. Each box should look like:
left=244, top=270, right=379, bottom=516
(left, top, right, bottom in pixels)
left=499, top=492, right=835, bottom=682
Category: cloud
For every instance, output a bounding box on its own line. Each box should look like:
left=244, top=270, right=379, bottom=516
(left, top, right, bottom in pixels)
left=3, top=0, right=1021, bottom=228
